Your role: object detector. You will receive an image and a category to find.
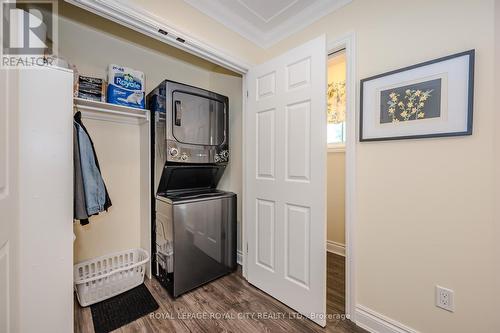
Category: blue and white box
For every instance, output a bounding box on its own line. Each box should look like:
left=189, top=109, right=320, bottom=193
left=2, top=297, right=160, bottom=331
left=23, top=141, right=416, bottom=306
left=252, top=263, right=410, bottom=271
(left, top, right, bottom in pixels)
left=107, top=64, right=145, bottom=109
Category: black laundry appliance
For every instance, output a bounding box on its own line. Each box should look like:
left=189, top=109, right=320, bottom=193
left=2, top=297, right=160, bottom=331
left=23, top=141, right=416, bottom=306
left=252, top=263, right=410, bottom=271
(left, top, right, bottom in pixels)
left=147, top=80, right=237, bottom=297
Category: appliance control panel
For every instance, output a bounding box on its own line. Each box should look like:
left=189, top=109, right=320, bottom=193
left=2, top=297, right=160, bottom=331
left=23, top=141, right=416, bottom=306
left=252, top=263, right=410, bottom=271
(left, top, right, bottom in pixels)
left=167, top=142, right=229, bottom=165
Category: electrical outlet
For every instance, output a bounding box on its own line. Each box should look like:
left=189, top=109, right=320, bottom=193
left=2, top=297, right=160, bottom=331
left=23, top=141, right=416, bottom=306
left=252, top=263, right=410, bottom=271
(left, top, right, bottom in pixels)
left=435, top=285, right=454, bottom=312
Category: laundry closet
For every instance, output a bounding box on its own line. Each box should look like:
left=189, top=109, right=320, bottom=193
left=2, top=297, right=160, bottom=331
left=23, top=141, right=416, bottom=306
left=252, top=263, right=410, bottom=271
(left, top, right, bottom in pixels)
left=55, top=0, right=243, bottom=322
left=8, top=0, right=337, bottom=330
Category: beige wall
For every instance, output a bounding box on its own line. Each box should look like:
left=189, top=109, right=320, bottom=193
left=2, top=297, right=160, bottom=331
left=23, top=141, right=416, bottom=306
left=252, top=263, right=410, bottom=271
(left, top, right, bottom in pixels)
left=72, top=119, right=142, bottom=262
left=328, top=52, right=347, bottom=86
left=60, top=2, right=243, bottom=262
left=262, top=1, right=498, bottom=332
left=327, top=152, right=345, bottom=245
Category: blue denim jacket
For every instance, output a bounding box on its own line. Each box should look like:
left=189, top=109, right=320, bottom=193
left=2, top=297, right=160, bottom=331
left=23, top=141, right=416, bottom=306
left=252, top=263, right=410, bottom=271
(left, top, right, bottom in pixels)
left=75, top=121, right=107, bottom=216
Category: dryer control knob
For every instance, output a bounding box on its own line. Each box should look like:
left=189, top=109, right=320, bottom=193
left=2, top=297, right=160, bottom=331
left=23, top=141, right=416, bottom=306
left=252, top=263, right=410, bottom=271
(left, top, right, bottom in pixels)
left=181, top=153, right=188, bottom=161
left=169, top=147, right=179, bottom=157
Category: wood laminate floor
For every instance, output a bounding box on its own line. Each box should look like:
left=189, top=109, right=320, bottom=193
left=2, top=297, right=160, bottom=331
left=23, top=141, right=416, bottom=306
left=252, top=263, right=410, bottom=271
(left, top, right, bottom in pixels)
left=74, top=253, right=367, bottom=333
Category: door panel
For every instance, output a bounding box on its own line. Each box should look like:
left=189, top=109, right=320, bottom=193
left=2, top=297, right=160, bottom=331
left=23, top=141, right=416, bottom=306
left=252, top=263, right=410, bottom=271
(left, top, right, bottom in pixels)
left=256, top=109, right=276, bottom=179
left=285, top=204, right=310, bottom=287
left=287, top=57, right=311, bottom=90
left=246, top=36, right=327, bottom=326
left=256, top=199, right=275, bottom=271
left=256, top=72, right=276, bottom=99
left=285, top=101, right=311, bottom=181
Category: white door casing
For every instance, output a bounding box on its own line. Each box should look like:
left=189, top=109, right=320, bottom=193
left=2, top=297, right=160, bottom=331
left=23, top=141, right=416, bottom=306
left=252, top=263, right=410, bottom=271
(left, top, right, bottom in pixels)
left=0, top=67, right=19, bottom=333
left=17, top=67, right=74, bottom=333
left=246, top=36, right=327, bottom=326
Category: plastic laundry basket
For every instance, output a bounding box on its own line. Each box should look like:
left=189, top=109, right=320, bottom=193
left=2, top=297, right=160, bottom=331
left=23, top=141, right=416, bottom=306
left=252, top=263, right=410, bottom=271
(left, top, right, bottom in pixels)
left=74, top=248, right=149, bottom=307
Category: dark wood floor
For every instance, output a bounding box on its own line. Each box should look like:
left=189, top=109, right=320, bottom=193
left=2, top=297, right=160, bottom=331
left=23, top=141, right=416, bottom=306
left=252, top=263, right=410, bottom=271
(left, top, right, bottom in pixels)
left=74, top=253, right=367, bottom=333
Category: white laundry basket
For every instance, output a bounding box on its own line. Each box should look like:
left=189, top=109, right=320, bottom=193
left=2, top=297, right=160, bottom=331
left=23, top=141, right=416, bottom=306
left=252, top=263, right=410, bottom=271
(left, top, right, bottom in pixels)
left=74, top=248, right=149, bottom=307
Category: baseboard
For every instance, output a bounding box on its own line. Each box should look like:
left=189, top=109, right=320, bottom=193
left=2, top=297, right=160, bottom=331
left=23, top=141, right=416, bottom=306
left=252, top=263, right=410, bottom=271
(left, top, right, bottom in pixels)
left=237, top=250, right=243, bottom=265
left=354, top=305, right=420, bottom=333
left=326, top=240, right=346, bottom=256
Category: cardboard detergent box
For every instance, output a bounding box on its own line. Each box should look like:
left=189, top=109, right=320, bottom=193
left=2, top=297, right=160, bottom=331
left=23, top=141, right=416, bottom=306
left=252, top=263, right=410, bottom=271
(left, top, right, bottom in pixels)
left=107, top=64, right=145, bottom=109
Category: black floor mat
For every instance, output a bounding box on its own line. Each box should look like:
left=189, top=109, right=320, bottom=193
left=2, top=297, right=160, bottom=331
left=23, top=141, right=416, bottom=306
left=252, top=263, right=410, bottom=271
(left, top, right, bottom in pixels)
left=90, top=284, right=159, bottom=333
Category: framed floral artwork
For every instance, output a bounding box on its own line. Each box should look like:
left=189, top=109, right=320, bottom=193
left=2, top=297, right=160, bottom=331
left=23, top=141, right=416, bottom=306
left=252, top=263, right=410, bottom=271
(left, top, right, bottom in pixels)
left=360, top=50, right=474, bottom=141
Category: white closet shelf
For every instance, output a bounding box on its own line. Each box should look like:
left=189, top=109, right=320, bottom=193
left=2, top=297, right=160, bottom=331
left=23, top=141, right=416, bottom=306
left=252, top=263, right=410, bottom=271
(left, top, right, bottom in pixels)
left=74, top=97, right=150, bottom=124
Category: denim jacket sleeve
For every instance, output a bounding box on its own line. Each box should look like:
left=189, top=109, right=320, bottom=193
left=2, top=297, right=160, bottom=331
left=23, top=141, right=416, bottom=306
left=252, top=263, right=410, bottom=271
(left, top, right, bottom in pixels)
left=74, top=123, right=89, bottom=222
left=75, top=122, right=108, bottom=216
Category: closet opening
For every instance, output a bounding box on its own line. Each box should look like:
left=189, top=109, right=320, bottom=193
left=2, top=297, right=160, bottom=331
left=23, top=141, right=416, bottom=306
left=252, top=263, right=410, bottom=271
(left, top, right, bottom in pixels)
left=60, top=2, right=244, bottom=331
left=326, top=47, right=348, bottom=322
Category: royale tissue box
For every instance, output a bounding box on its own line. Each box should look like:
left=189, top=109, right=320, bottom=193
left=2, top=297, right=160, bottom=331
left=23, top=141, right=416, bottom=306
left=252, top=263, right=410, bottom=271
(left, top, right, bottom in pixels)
left=107, top=64, right=145, bottom=109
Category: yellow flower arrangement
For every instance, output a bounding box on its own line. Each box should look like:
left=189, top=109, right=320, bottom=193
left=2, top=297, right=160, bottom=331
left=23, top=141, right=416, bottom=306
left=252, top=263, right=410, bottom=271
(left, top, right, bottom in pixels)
left=327, top=81, right=346, bottom=124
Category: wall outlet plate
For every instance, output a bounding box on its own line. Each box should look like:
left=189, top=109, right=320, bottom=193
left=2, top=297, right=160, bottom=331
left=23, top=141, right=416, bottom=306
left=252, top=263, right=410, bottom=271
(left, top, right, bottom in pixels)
left=435, top=285, right=454, bottom=312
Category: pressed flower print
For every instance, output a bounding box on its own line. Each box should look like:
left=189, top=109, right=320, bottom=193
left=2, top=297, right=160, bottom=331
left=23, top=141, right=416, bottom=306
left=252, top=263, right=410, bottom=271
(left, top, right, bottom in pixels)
left=379, top=78, right=442, bottom=124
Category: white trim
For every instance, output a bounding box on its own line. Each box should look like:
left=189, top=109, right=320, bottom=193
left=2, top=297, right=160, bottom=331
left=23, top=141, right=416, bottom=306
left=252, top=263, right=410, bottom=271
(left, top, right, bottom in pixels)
left=327, top=144, right=346, bottom=153
left=79, top=112, right=145, bottom=125
left=355, top=305, right=420, bottom=333
left=237, top=250, right=243, bottom=265
left=183, top=0, right=352, bottom=48
left=65, top=0, right=251, bottom=74
left=327, top=31, right=357, bottom=321
left=241, top=75, right=248, bottom=278
left=0, top=241, right=10, bottom=333
left=263, top=0, right=351, bottom=49
left=326, top=240, right=345, bottom=256
left=74, top=98, right=150, bottom=125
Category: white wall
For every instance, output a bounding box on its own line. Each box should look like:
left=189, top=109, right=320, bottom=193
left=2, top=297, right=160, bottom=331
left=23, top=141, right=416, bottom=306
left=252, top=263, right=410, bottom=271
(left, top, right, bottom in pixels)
left=262, top=1, right=498, bottom=332
left=59, top=2, right=243, bottom=262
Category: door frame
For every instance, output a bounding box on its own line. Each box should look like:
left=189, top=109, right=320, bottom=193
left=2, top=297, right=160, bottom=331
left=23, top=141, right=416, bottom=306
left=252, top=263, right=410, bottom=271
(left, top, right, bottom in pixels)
left=243, top=32, right=357, bottom=321
left=326, top=32, right=357, bottom=320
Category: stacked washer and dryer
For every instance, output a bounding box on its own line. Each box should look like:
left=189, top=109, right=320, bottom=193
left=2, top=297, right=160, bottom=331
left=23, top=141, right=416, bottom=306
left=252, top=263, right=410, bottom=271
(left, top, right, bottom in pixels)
left=147, top=81, right=237, bottom=297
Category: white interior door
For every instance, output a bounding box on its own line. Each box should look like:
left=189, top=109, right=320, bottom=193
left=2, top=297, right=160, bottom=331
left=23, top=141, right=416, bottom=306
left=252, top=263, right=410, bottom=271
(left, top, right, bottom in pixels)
left=245, top=36, right=327, bottom=326
left=0, top=69, right=19, bottom=333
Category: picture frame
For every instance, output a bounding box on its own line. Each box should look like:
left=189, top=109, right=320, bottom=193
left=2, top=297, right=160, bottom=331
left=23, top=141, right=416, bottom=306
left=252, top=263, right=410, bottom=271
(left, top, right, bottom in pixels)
left=360, top=50, right=474, bottom=142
